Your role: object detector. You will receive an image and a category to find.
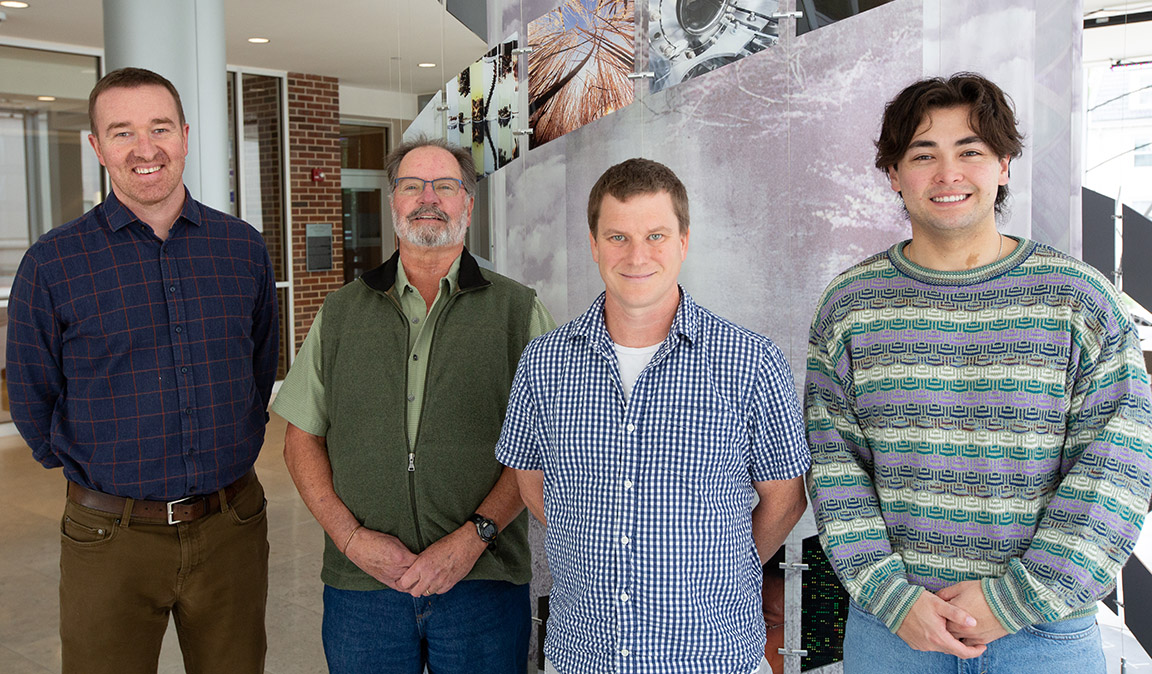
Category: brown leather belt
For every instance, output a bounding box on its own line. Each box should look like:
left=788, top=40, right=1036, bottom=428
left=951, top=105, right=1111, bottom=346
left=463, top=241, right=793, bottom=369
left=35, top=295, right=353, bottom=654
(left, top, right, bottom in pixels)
left=66, top=470, right=256, bottom=524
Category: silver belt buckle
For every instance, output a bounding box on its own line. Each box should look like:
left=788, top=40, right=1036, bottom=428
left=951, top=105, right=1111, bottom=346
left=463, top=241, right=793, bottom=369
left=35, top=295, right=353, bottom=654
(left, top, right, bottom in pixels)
left=166, top=495, right=196, bottom=525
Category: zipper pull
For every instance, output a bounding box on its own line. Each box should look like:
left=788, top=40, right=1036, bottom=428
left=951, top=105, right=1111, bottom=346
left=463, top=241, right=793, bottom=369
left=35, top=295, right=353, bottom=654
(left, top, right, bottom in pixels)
left=408, top=452, right=415, bottom=472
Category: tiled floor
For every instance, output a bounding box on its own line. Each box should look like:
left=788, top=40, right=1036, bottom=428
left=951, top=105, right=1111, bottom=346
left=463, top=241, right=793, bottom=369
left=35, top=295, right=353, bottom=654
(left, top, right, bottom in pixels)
left=0, top=412, right=329, bottom=674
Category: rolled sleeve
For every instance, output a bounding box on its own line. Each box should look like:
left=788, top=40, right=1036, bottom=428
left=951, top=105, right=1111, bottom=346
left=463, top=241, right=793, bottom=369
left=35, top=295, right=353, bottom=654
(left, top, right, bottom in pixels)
left=747, top=346, right=811, bottom=481
left=495, top=341, right=545, bottom=471
left=270, top=307, right=329, bottom=436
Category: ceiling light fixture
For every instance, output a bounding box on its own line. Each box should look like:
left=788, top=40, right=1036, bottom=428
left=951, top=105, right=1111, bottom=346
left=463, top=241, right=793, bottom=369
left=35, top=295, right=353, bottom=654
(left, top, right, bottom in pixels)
left=0, top=1, right=30, bottom=8
left=37, top=96, right=56, bottom=101
left=418, top=63, right=436, bottom=68
left=247, top=37, right=270, bottom=44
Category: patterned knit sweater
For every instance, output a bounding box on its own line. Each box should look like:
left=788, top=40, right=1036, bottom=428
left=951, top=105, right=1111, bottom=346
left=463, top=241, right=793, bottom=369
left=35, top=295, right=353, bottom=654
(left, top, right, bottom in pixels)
left=805, top=237, right=1152, bottom=634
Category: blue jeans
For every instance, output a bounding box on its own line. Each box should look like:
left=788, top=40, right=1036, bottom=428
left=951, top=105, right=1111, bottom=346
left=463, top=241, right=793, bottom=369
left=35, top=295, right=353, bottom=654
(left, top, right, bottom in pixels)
left=843, top=601, right=1105, bottom=674
left=322, top=580, right=531, bottom=674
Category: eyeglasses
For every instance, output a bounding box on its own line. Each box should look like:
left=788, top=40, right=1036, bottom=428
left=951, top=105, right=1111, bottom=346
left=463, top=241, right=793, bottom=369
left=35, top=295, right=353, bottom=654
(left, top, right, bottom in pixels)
left=393, top=177, right=466, bottom=198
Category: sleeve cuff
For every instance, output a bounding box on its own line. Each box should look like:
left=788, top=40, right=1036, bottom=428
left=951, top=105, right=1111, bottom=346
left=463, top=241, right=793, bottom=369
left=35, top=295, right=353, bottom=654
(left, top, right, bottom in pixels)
left=982, top=566, right=1049, bottom=634
left=869, top=580, right=924, bottom=633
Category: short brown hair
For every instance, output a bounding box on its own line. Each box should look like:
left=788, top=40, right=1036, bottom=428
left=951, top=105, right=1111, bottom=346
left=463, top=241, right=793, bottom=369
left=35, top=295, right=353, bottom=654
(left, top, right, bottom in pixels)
left=88, top=67, right=186, bottom=133
left=587, top=158, right=689, bottom=235
left=385, top=136, right=477, bottom=197
left=875, top=72, right=1024, bottom=213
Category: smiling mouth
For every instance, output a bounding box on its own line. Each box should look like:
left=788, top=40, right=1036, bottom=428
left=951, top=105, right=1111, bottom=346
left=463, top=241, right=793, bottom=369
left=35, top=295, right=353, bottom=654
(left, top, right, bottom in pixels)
left=931, top=194, right=969, bottom=203
left=134, top=166, right=161, bottom=175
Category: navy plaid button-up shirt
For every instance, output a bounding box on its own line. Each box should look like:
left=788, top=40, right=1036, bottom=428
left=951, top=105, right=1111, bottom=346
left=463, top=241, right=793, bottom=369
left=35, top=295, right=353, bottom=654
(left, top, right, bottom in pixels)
left=7, top=189, right=279, bottom=500
left=496, top=290, right=810, bottom=674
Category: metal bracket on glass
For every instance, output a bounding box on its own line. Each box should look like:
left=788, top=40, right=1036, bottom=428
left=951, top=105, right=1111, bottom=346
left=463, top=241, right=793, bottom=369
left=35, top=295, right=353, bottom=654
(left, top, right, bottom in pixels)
left=436, top=105, right=450, bottom=112
left=770, top=11, right=804, bottom=19
left=778, top=648, right=809, bottom=657
left=627, top=72, right=655, bottom=80
left=779, top=561, right=809, bottom=571
left=513, top=128, right=534, bottom=136
left=512, top=47, right=535, bottom=55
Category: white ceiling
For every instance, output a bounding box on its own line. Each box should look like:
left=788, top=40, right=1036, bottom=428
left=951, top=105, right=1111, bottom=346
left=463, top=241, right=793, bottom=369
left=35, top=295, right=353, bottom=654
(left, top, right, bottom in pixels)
left=0, top=0, right=488, bottom=95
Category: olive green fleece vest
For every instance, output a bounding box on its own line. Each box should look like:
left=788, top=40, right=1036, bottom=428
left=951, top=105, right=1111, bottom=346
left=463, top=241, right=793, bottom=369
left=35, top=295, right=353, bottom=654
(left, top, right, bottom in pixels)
left=318, top=249, right=537, bottom=590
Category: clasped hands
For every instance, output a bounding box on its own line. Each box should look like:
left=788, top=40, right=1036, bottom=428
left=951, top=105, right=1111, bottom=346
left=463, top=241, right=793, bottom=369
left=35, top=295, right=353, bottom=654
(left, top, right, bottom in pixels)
left=342, top=525, right=486, bottom=597
left=895, top=580, right=1009, bottom=659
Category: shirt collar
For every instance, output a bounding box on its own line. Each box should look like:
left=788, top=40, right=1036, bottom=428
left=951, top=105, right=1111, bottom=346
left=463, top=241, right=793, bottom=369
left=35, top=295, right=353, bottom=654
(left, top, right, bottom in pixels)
left=360, top=246, right=490, bottom=295
left=570, top=286, right=701, bottom=351
left=102, top=187, right=200, bottom=233
left=395, top=252, right=462, bottom=298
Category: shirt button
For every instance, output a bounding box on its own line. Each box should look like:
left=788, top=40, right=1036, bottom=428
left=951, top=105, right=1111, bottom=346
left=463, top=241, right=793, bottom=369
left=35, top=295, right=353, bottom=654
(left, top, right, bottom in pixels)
left=620, top=648, right=630, bottom=657
left=623, top=480, right=633, bottom=490
left=619, top=592, right=629, bottom=602
left=621, top=535, right=630, bottom=546
left=407, top=394, right=415, bottom=402
left=412, top=317, right=420, bottom=324
left=169, top=285, right=176, bottom=293
left=181, top=367, right=188, bottom=374
left=175, top=326, right=182, bottom=333
left=185, top=407, right=192, bottom=415
left=626, top=423, right=635, bottom=433
left=412, top=354, right=418, bottom=361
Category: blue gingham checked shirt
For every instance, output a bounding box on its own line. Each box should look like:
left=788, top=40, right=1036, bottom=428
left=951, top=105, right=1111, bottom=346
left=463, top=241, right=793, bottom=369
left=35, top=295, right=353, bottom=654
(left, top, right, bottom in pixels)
left=496, top=289, right=810, bottom=674
left=6, top=189, right=279, bottom=501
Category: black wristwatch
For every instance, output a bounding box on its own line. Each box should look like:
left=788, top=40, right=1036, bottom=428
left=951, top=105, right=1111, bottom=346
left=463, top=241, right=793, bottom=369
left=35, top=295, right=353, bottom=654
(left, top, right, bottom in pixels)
left=469, top=513, right=497, bottom=550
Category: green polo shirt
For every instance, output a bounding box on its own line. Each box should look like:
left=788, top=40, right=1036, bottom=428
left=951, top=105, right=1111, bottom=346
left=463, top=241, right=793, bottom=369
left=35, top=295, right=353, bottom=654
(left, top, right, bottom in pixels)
left=272, top=254, right=555, bottom=443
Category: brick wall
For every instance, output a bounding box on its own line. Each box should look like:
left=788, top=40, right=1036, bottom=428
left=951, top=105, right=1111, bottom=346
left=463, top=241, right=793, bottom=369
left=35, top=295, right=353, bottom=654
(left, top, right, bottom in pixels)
left=287, top=73, right=343, bottom=353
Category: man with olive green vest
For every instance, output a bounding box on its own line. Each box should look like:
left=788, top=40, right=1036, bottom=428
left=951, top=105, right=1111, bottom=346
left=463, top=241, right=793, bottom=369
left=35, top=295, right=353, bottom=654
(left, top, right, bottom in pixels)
left=273, top=137, right=554, bottom=674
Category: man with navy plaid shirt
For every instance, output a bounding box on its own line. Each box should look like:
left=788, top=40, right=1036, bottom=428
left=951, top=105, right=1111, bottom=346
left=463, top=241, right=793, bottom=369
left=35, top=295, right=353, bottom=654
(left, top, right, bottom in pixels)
left=496, top=158, right=811, bottom=674
left=6, top=68, right=278, bottom=674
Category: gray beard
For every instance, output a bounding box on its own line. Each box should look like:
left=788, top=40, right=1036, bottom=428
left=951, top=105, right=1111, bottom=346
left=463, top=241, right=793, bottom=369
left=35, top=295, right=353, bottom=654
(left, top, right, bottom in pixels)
left=393, top=208, right=468, bottom=248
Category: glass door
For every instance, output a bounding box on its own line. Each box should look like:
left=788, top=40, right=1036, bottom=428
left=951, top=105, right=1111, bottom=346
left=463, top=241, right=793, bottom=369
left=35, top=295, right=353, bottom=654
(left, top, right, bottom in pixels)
left=342, top=172, right=394, bottom=283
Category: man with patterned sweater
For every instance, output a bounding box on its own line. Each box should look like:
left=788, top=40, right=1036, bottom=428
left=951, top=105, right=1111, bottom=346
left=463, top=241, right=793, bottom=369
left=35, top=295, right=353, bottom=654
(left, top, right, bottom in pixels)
left=806, top=72, right=1152, bottom=672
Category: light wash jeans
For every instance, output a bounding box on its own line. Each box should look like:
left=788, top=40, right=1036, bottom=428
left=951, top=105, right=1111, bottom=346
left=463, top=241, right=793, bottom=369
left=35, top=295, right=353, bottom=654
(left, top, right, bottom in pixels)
left=843, top=600, right=1105, bottom=674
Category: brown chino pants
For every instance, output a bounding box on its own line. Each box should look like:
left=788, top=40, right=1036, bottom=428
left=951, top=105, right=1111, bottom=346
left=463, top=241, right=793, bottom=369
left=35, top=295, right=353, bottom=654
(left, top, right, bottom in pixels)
left=58, top=475, right=269, bottom=674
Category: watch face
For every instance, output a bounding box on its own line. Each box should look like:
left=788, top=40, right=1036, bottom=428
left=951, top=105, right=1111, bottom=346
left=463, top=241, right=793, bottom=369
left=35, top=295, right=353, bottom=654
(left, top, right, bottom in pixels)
left=472, top=515, right=497, bottom=543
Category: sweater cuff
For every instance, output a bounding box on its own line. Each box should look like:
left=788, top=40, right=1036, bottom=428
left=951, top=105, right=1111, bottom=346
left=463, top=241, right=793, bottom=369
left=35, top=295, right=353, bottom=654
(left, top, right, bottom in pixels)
left=862, top=575, right=925, bottom=633
left=981, top=563, right=1053, bottom=634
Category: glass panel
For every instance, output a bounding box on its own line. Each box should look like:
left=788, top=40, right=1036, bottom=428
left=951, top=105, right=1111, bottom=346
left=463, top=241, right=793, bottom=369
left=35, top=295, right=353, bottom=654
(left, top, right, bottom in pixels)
left=341, top=124, right=388, bottom=170
left=0, top=45, right=101, bottom=290
left=342, top=187, right=386, bottom=283
left=239, top=73, right=287, bottom=283
left=0, top=45, right=100, bottom=419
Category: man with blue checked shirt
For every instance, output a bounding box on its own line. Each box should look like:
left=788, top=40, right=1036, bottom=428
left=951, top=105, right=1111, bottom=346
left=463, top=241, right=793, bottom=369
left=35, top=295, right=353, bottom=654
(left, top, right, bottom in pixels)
left=496, top=158, right=811, bottom=674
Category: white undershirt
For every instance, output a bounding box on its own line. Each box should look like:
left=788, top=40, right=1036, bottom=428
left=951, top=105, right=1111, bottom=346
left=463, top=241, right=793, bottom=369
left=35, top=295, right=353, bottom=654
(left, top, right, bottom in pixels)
left=614, top=341, right=661, bottom=402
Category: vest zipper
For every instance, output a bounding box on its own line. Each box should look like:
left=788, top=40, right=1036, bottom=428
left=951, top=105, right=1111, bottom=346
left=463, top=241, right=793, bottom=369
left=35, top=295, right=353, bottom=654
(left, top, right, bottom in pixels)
left=383, top=290, right=428, bottom=550
left=390, top=283, right=482, bottom=552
